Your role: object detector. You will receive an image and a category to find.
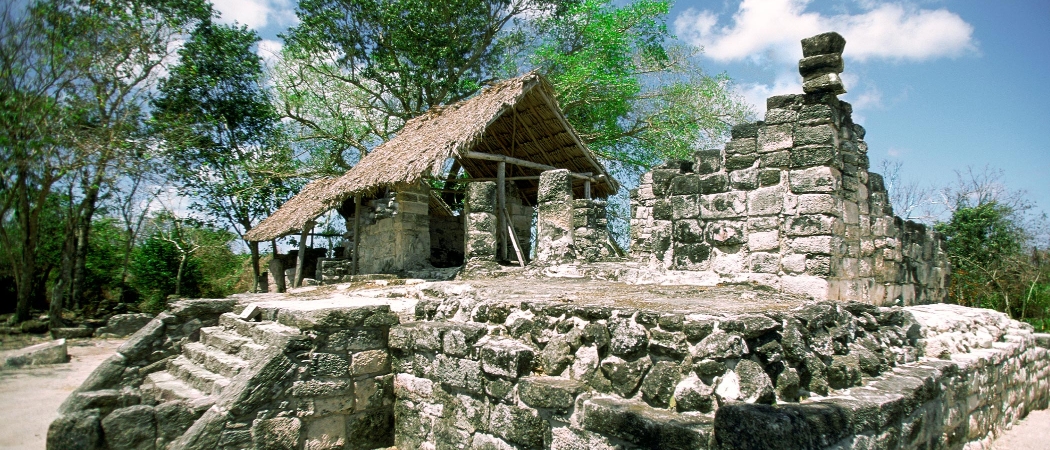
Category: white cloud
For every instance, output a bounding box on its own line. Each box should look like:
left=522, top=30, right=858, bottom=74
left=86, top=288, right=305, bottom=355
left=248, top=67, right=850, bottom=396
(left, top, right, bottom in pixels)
left=211, top=0, right=297, bottom=30
left=675, top=0, right=975, bottom=63
left=257, top=39, right=284, bottom=67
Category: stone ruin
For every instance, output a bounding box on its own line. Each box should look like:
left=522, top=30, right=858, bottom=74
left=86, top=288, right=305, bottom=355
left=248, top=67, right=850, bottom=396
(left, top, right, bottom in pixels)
left=630, top=32, right=949, bottom=305
left=47, top=33, right=1049, bottom=450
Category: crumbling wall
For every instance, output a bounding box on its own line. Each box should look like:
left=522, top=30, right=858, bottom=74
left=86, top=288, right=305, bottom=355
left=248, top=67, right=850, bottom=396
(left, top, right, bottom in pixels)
left=535, top=169, right=617, bottom=264
left=389, top=294, right=1049, bottom=450
left=464, top=181, right=533, bottom=266
left=356, top=184, right=432, bottom=274
left=630, top=32, right=949, bottom=305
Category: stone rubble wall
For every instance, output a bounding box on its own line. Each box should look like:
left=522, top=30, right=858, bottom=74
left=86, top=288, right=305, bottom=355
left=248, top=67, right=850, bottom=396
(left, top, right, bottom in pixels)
left=629, top=91, right=948, bottom=306
left=387, top=288, right=1005, bottom=450
left=535, top=169, right=616, bottom=265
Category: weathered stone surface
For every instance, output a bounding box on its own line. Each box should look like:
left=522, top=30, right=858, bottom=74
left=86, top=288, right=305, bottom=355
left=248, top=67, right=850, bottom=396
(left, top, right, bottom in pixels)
left=351, top=349, right=391, bottom=376
left=155, top=401, right=202, bottom=448
left=2, top=338, right=68, bottom=368
left=600, top=354, right=652, bottom=397
left=101, top=405, right=155, bottom=450
left=489, top=403, right=547, bottom=449
left=581, top=397, right=711, bottom=449
left=480, top=339, right=534, bottom=379
left=713, top=402, right=851, bottom=450
left=519, top=376, right=586, bottom=410
left=694, top=149, right=723, bottom=174
left=251, top=417, right=301, bottom=450
left=346, top=408, right=394, bottom=449
left=801, top=32, right=846, bottom=57
left=776, top=368, right=801, bottom=402
left=95, top=313, right=154, bottom=338
left=798, top=54, right=844, bottom=77
left=640, top=361, right=681, bottom=408
left=803, top=73, right=846, bottom=95
left=694, top=330, right=747, bottom=360
left=47, top=410, right=103, bottom=450
left=607, top=319, right=648, bottom=356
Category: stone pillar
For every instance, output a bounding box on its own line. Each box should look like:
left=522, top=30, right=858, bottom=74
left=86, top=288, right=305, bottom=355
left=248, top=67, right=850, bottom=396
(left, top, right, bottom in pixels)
left=573, top=198, right=613, bottom=262
left=464, top=181, right=497, bottom=261
left=535, top=169, right=575, bottom=264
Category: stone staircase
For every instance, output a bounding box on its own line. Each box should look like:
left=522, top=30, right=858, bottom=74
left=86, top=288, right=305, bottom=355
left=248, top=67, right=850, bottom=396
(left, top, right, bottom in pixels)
left=137, top=313, right=300, bottom=448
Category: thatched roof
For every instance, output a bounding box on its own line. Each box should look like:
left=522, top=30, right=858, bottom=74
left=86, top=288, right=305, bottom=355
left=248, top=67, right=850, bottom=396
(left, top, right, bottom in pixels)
left=245, top=72, right=617, bottom=242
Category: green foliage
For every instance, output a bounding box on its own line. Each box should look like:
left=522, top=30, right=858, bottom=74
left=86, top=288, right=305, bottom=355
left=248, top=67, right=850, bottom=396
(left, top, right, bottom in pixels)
left=936, top=201, right=1050, bottom=330
left=516, top=0, right=751, bottom=167
left=153, top=20, right=301, bottom=237
left=130, top=234, right=202, bottom=311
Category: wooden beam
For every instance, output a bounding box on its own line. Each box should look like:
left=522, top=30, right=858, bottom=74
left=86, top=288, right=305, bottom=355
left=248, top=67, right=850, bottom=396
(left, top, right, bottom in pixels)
left=497, top=161, right=507, bottom=261
left=512, top=106, right=558, bottom=169
left=455, top=176, right=541, bottom=183
left=352, top=195, right=361, bottom=276
left=461, top=151, right=600, bottom=183
left=294, top=220, right=314, bottom=288
left=502, top=208, right=525, bottom=268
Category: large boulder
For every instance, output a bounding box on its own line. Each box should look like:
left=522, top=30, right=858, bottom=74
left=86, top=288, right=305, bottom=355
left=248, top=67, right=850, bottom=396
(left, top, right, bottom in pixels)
left=95, top=314, right=153, bottom=338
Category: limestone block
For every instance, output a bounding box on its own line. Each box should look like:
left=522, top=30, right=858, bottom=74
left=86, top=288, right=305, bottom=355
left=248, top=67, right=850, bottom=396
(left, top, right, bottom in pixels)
left=803, top=72, right=846, bottom=95
left=671, top=195, right=699, bottom=220
left=798, top=104, right=836, bottom=125
left=805, top=255, right=831, bottom=276
left=518, top=376, right=586, bottom=410
left=355, top=375, right=394, bottom=411
left=760, top=151, right=790, bottom=168
left=466, top=181, right=497, bottom=213
left=693, top=149, right=723, bottom=174
left=706, top=221, right=745, bottom=246
left=672, top=219, right=704, bottom=244
left=648, top=329, right=688, bottom=357
left=488, top=403, right=547, bottom=449
left=694, top=330, right=747, bottom=360
left=608, top=318, right=649, bottom=356
left=747, top=186, right=784, bottom=216
left=711, top=249, right=747, bottom=274
left=538, top=169, right=573, bottom=204
left=47, top=410, right=103, bottom=450
left=673, top=374, right=715, bottom=413
left=725, top=138, right=756, bottom=155
left=758, top=123, right=794, bottom=153
left=789, top=166, right=841, bottom=194
left=801, top=31, right=846, bottom=57
left=480, top=339, right=534, bottom=379
left=725, top=153, right=758, bottom=171
left=351, top=350, right=391, bottom=376
left=101, top=405, right=156, bottom=450
left=798, top=54, right=844, bottom=77
left=790, top=235, right=837, bottom=255
left=652, top=198, right=672, bottom=220
left=748, top=231, right=780, bottom=252
left=797, top=194, right=839, bottom=215
left=600, top=354, right=653, bottom=397
left=764, top=108, right=798, bottom=125
left=673, top=242, right=712, bottom=269
left=788, top=214, right=843, bottom=236
left=345, top=408, right=393, bottom=448
left=699, top=173, right=729, bottom=194
left=700, top=192, right=747, bottom=219
left=750, top=252, right=780, bottom=273
left=730, top=167, right=759, bottom=190
left=795, top=124, right=836, bottom=147
left=780, top=275, right=830, bottom=300
left=790, top=145, right=837, bottom=168
left=95, top=313, right=153, bottom=338
left=651, top=169, right=678, bottom=197
left=731, top=122, right=759, bottom=139
left=639, top=361, right=681, bottom=408
left=758, top=169, right=782, bottom=186
left=251, top=417, right=301, bottom=450
left=580, top=397, right=710, bottom=448
left=2, top=338, right=68, bottom=368
left=748, top=216, right=780, bottom=232
left=670, top=175, right=698, bottom=195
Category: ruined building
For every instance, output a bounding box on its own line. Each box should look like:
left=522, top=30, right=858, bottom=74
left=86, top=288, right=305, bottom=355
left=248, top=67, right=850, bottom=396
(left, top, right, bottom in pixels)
left=49, top=33, right=1048, bottom=450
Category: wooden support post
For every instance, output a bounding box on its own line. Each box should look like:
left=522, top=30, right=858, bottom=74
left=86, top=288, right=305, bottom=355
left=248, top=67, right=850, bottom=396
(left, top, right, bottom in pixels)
left=497, top=161, right=507, bottom=261
left=352, top=195, right=361, bottom=276
left=502, top=208, right=525, bottom=267
left=294, top=220, right=314, bottom=288
left=584, top=180, right=591, bottom=200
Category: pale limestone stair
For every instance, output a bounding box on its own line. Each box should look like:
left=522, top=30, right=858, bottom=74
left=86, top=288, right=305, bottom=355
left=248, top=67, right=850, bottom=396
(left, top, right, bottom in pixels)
left=140, top=317, right=265, bottom=406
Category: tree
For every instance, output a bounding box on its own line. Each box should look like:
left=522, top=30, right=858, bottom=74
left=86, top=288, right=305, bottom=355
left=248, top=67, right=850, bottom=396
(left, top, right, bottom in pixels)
left=0, top=0, right=82, bottom=323
left=933, top=167, right=1050, bottom=329
left=280, top=0, right=565, bottom=172
left=152, top=20, right=301, bottom=293
left=514, top=0, right=750, bottom=168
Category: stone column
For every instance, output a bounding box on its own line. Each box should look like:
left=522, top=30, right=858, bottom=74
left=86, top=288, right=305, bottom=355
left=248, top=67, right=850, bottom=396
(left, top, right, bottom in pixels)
left=464, top=181, right=498, bottom=261
left=535, top=169, right=575, bottom=264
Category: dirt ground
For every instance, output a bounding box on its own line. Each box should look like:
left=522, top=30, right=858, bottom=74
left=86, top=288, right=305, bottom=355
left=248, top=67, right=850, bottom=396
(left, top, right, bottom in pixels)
left=0, top=338, right=124, bottom=450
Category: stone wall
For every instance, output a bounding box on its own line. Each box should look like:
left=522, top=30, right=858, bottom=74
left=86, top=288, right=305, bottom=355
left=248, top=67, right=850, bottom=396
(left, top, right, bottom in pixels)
left=464, top=180, right=535, bottom=265
left=535, top=169, right=616, bottom=264
left=629, top=32, right=949, bottom=305
left=356, top=184, right=432, bottom=275
left=389, top=295, right=1048, bottom=450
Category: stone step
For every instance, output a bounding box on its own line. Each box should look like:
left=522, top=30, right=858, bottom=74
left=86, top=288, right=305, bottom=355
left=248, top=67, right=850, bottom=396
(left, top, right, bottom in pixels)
left=141, top=371, right=215, bottom=411
left=168, top=355, right=230, bottom=397
left=199, top=326, right=252, bottom=354
left=238, top=342, right=268, bottom=361
left=218, top=312, right=303, bottom=349
left=183, top=342, right=247, bottom=379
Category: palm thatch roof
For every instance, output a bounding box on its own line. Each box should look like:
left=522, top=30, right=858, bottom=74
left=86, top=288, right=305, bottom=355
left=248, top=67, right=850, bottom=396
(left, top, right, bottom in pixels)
left=245, top=72, right=617, bottom=242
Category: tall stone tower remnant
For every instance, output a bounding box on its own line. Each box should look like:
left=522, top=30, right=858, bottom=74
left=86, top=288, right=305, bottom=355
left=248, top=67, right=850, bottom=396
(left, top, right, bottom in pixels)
left=630, top=32, right=950, bottom=305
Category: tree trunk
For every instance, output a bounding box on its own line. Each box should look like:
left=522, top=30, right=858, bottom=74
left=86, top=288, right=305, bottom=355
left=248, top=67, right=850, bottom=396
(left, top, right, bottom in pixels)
left=249, top=240, right=261, bottom=293
left=175, top=255, right=186, bottom=297
left=69, top=185, right=100, bottom=309
left=49, top=227, right=77, bottom=332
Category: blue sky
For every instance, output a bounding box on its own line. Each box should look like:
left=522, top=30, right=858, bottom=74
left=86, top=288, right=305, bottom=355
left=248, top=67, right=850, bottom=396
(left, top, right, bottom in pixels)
left=214, top=0, right=1049, bottom=223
